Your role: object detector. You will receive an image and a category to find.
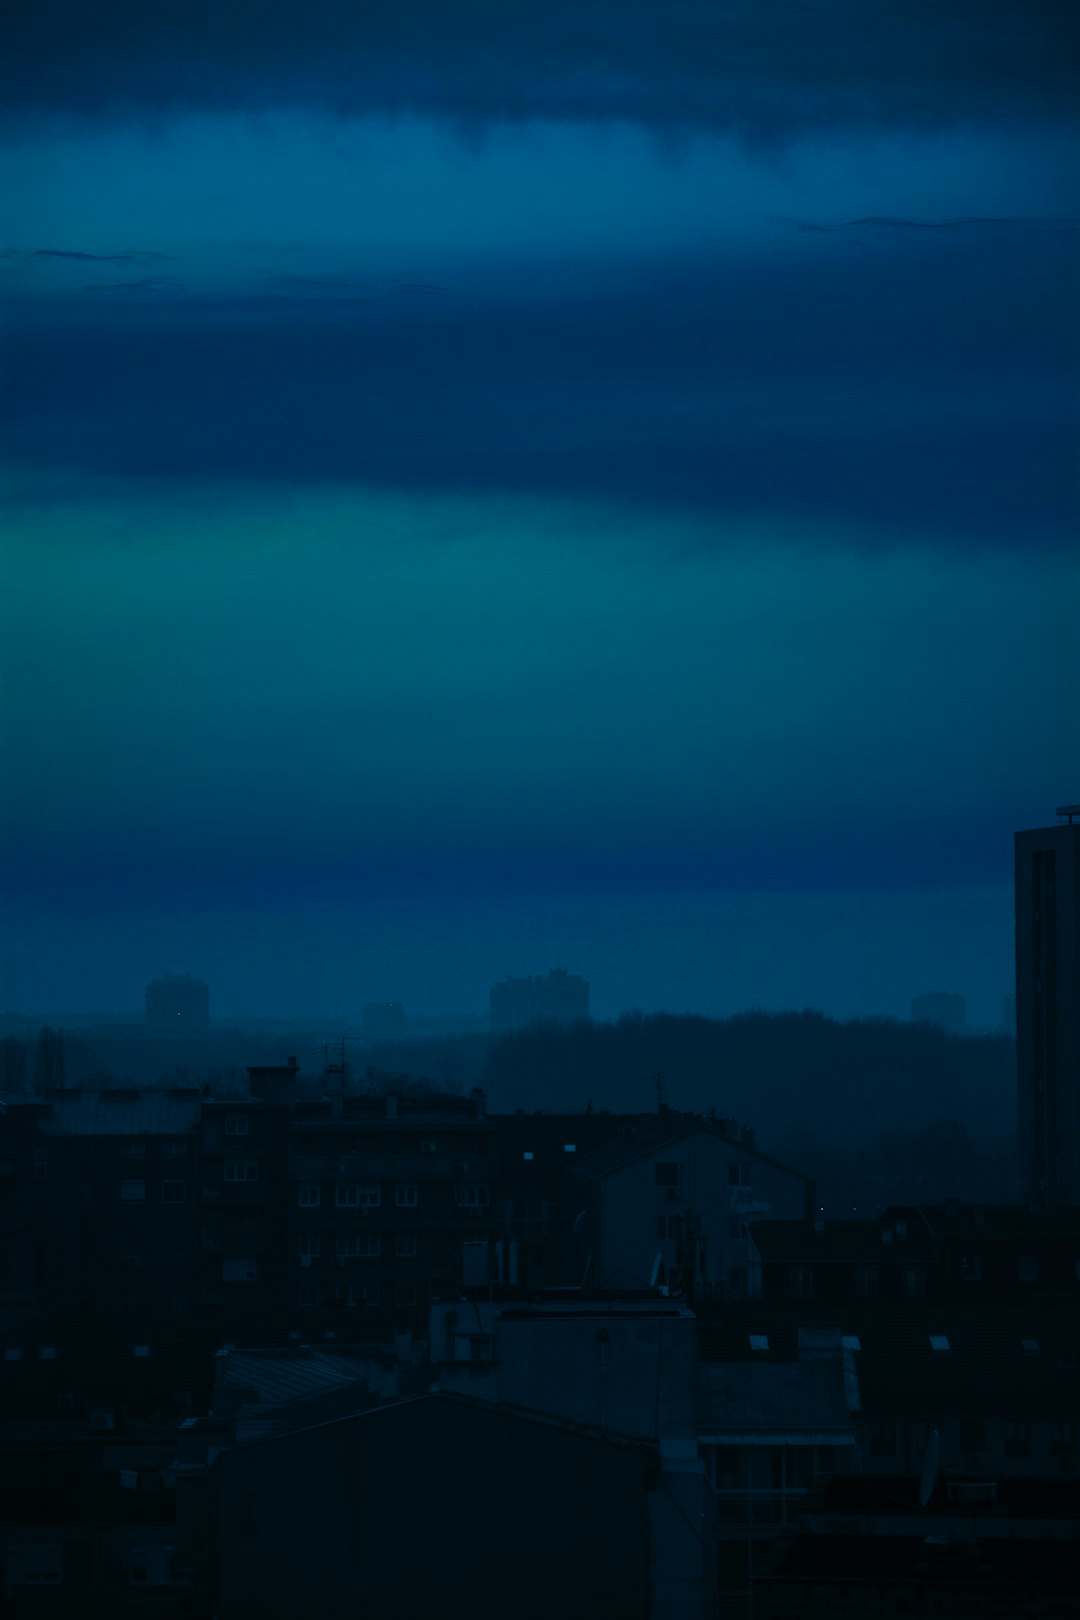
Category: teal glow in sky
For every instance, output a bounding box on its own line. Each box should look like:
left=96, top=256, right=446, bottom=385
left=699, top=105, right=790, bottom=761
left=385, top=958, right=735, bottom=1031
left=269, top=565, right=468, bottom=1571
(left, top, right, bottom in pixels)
left=1, top=1, right=1078, bottom=1017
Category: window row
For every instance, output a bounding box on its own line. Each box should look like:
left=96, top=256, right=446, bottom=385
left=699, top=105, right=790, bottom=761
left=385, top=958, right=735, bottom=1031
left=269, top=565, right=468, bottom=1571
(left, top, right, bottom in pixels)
left=120, top=1180, right=188, bottom=1203
left=869, top=1415, right=1076, bottom=1458
left=296, top=1182, right=488, bottom=1209
left=120, top=1140, right=189, bottom=1158
left=297, top=1280, right=418, bottom=1308
left=296, top=1232, right=418, bottom=1259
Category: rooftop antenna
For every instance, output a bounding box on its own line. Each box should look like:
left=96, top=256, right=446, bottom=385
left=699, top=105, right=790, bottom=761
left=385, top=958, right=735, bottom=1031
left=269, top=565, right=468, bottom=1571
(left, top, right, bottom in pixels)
left=919, top=1428, right=941, bottom=1508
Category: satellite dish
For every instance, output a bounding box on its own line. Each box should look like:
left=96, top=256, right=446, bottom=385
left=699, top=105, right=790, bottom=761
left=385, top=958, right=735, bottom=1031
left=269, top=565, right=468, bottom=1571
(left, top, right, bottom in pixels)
left=919, top=1428, right=941, bottom=1507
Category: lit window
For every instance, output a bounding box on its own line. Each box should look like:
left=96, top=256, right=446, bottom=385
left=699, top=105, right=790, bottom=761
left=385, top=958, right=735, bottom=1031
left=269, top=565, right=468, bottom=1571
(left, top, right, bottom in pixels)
left=748, top=1334, right=769, bottom=1352
left=121, top=1180, right=145, bottom=1201
left=133, top=1344, right=151, bottom=1358
left=929, top=1335, right=950, bottom=1352
left=563, top=1143, right=576, bottom=1153
left=523, top=1151, right=534, bottom=1161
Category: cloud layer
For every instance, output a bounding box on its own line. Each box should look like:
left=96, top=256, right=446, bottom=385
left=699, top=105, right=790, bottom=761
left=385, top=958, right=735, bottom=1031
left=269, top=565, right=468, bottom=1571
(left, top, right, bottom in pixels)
left=5, top=1, right=1078, bottom=136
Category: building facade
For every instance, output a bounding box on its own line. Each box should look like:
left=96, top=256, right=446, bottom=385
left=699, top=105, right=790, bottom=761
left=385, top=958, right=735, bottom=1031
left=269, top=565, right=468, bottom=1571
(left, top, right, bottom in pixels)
left=1015, top=811, right=1080, bottom=1202
left=489, top=969, right=589, bottom=1033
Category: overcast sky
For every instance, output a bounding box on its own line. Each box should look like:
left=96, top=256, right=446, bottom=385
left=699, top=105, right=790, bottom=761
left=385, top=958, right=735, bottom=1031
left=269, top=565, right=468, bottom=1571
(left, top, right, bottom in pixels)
left=2, top=2, right=1077, bottom=1020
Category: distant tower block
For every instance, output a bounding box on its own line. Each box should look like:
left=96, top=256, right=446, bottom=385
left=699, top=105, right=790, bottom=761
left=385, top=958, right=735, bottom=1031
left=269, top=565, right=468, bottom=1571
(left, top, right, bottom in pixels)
left=362, top=1002, right=406, bottom=1040
left=490, top=968, right=590, bottom=1034
left=145, top=973, right=210, bottom=1033
left=911, top=992, right=967, bottom=1035
left=1016, top=808, right=1080, bottom=1204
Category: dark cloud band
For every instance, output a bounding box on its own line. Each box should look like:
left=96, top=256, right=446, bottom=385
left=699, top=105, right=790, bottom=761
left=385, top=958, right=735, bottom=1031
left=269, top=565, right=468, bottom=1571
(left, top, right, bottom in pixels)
left=3, top=1, right=1077, bottom=133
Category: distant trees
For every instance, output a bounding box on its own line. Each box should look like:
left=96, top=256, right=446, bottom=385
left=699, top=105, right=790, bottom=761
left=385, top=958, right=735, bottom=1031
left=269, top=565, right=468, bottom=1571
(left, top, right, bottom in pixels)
left=0, top=1036, right=29, bottom=1095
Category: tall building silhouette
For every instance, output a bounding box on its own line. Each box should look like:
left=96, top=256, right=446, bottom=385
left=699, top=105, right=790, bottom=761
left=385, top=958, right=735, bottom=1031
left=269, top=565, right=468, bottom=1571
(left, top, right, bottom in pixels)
left=1015, top=807, right=1080, bottom=1203
left=490, top=968, right=589, bottom=1034
left=145, top=972, right=210, bottom=1033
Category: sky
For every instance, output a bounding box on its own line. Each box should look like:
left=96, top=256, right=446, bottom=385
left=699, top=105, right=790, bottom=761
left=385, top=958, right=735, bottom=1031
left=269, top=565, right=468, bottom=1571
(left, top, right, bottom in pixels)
left=1, top=2, right=1078, bottom=1022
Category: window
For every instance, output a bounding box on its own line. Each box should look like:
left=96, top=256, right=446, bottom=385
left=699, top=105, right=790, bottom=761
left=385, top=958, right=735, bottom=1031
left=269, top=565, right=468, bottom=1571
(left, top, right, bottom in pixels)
left=1021, top=1337, right=1040, bottom=1353
left=854, top=1266, right=879, bottom=1299
left=656, top=1215, right=678, bottom=1240
left=728, top=1162, right=751, bottom=1187
left=121, top=1180, right=146, bottom=1201
left=912, top=1418, right=937, bottom=1456
left=336, top=1232, right=380, bottom=1259
left=224, top=1115, right=250, bottom=1136
left=121, top=1142, right=145, bottom=1159
left=127, top=1547, right=173, bottom=1587
left=870, top=1416, right=896, bottom=1456
left=748, top=1334, right=769, bottom=1352
left=728, top=1268, right=748, bottom=1297
left=563, top=1143, right=576, bottom=1153
left=4, top=1348, right=22, bottom=1362
left=1019, top=1255, right=1038, bottom=1282
left=1005, top=1418, right=1031, bottom=1457
left=929, top=1334, right=950, bottom=1352
left=336, top=1183, right=381, bottom=1208
left=133, top=1344, right=151, bottom=1358
left=222, top=1258, right=257, bottom=1282
left=395, top=1282, right=417, bottom=1306
left=395, top=1183, right=418, bottom=1207
left=322, top=1282, right=368, bottom=1307
left=522, top=1151, right=534, bottom=1161
left=895, top=1219, right=908, bottom=1238
left=458, top=1184, right=490, bottom=1208
left=396, top=1232, right=418, bottom=1258
left=960, top=1417, right=986, bottom=1452
left=39, top=1347, right=57, bottom=1361
left=655, top=1162, right=680, bottom=1188
left=298, top=1282, right=318, bottom=1307
left=34, top=1148, right=48, bottom=1178
left=163, top=1140, right=187, bottom=1159
left=298, top=1183, right=321, bottom=1207
left=729, top=1216, right=743, bottom=1240
left=297, top=1232, right=321, bottom=1258
left=1051, top=1421, right=1076, bottom=1454
left=224, top=1159, right=257, bottom=1182
left=903, top=1267, right=926, bottom=1299
left=161, top=1181, right=186, bottom=1204
left=789, top=1265, right=813, bottom=1299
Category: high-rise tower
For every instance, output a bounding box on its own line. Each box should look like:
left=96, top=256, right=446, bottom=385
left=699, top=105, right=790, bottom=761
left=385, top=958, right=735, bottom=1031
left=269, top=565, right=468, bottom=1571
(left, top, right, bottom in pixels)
left=1015, top=807, right=1080, bottom=1203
